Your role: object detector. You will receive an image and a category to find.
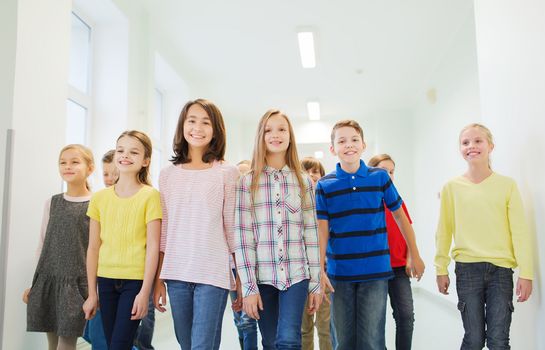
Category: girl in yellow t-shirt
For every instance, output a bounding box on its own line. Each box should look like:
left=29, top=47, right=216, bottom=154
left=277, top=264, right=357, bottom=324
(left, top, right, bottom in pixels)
left=83, top=130, right=161, bottom=350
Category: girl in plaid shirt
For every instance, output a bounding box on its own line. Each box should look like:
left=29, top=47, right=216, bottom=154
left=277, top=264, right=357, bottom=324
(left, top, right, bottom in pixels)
left=235, top=109, right=321, bottom=350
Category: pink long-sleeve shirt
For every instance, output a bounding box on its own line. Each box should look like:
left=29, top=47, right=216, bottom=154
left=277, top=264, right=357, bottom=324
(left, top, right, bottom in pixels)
left=158, top=161, right=239, bottom=290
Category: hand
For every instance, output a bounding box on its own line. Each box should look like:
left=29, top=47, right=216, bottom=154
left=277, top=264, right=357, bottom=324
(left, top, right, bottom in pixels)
left=307, top=292, right=322, bottom=315
left=131, top=292, right=149, bottom=320
left=436, top=275, right=450, bottom=295
left=405, top=257, right=412, bottom=277
left=83, top=294, right=98, bottom=320
left=22, top=288, right=30, bottom=304
left=243, top=294, right=263, bottom=320
left=154, top=280, right=168, bottom=313
left=320, top=271, right=335, bottom=305
left=516, top=278, right=532, bottom=302
left=408, top=255, right=425, bottom=281
left=231, top=275, right=243, bottom=313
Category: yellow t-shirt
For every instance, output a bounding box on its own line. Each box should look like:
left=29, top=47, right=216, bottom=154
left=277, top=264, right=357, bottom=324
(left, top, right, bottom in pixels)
left=87, top=185, right=162, bottom=279
left=434, top=173, right=533, bottom=279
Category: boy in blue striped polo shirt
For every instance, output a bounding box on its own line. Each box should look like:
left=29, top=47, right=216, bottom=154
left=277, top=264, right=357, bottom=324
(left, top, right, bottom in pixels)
left=316, top=120, right=425, bottom=350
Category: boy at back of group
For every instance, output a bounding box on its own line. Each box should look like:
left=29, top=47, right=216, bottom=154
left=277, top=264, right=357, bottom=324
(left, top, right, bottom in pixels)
left=315, top=120, right=425, bottom=350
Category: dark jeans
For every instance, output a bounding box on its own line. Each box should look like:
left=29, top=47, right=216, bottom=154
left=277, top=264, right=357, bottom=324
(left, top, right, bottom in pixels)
left=331, top=279, right=388, bottom=350
left=98, top=277, right=143, bottom=350
left=257, top=280, right=310, bottom=350
left=388, top=267, right=414, bottom=350
left=133, top=294, right=155, bottom=350
left=455, top=262, right=514, bottom=350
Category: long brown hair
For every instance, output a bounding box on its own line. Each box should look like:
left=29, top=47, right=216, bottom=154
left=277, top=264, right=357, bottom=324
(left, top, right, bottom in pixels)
left=170, top=99, right=226, bottom=165
left=250, top=109, right=307, bottom=202
left=117, top=130, right=152, bottom=186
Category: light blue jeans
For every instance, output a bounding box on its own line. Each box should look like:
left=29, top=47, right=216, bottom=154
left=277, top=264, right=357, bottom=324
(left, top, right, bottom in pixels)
left=331, top=279, right=388, bottom=350
left=166, top=280, right=229, bottom=350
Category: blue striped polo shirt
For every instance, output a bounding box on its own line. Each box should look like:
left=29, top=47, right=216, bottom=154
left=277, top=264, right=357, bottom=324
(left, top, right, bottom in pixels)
left=315, top=160, right=402, bottom=282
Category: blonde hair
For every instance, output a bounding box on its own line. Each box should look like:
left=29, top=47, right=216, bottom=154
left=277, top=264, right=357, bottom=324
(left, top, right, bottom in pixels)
left=117, top=130, right=153, bottom=186
left=301, top=157, right=325, bottom=177
left=331, top=119, right=365, bottom=144
left=250, top=109, right=307, bottom=202
left=368, top=153, right=395, bottom=168
left=59, top=144, right=95, bottom=190
left=459, top=123, right=494, bottom=146
left=459, top=123, right=494, bottom=168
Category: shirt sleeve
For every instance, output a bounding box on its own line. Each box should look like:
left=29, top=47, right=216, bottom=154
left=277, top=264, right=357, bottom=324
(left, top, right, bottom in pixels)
left=86, top=193, right=101, bottom=222
left=383, top=175, right=402, bottom=211
left=234, top=175, right=259, bottom=297
left=315, top=181, right=329, bottom=220
left=159, top=170, right=168, bottom=253
left=145, top=189, right=162, bottom=224
left=223, top=165, right=238, bottom=254
left=434, top=183, right=454, bottom=275
left=301, top=177, right=321, bottom=294
left=507, top=181, right=533, bottom=279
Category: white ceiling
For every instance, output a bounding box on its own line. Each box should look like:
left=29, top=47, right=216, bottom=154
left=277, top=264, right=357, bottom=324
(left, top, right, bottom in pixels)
left=141, top=0, right=475, bottom=121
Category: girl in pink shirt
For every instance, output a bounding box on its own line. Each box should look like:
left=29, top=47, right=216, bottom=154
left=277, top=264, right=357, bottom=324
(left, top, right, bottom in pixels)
left=154, top=99, right=240, bottom=350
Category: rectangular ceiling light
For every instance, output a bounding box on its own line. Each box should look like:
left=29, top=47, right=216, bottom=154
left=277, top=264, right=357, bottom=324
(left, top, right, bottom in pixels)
left=307, top=101, right=320, bottom=120
left=297, top=32, right=316, bottom=68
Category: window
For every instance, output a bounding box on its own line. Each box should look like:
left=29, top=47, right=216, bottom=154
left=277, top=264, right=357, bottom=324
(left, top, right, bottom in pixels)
left=67, top=11, right=92, bottom=145
left=151, top=89, right=165, bottom=187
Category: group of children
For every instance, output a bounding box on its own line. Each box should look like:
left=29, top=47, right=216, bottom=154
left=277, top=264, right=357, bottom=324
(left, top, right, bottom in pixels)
left=23, top=97, right=533, bottom=350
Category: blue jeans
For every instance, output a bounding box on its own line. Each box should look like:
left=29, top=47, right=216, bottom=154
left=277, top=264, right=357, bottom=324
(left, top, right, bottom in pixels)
left=331, top=279, right=388, bottom=350
left=166, top=280, right=229, bottom=350
left=133, top=294, right=155, bottom=350
left=388, top=267, right=414, bottom=350
left=230, top=290, right=258, bottom=350
left=98, top=277, right=143, bottom=350
left=83, top=309, right=108, bottom=350
left=257, top=279, right=309, bottom=350
left=455, top=262, right=514, bottom=350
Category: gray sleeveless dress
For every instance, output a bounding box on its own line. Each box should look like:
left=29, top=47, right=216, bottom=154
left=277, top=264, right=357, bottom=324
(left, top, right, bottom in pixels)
left=27, top=194, right=90, bottom=337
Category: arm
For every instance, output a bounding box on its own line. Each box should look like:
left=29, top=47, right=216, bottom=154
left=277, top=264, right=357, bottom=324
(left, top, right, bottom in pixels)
left=391, top=209, right=425, bottom=280
left=154, top=172, right=169, bottom=312
left=131, top=219, right=160, bottom=320
left=317, top=219, right=334, bottom=304
left=83, top=219, right=101, bottom=319
left=507, top=182, right=533, bottom=302
left=23, top=199, right=51, bottom=304
left=434, top=185, right=454, bottom=295
left=302, top=178, right=321, bottom=295
left=301, top=178, right=321, bottom=314
left=234, top=176, right=262, bottom=319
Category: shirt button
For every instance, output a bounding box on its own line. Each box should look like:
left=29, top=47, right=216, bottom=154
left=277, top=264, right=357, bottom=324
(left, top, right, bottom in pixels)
left=353, top=187, right=356, bottom=190
left=277, top=210, right=281, bottom=214
left=276, top=193, right=280, bottom=197
left=352, top=176, right=355, bottom=179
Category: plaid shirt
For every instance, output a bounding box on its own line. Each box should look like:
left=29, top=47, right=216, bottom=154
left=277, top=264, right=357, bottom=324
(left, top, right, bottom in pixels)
left=235, top=165, right=321, bottom=297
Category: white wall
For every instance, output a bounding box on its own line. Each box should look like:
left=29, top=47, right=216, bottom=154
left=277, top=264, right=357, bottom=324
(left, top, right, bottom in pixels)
left=4, top=1, right=72, bottom=349
left=474, top=1, right=545, bottom=348
left=412, top=12, right=481, bottom=299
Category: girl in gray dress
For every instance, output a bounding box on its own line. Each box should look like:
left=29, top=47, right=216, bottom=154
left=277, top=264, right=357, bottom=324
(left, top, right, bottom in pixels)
left=23, top=144, right=95, bottom=350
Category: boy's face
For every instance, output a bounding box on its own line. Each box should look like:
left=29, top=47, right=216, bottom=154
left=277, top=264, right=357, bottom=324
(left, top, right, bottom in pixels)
left=102, top=161, right=119, bottom=187
left=330, top=126, right=366, bottom=166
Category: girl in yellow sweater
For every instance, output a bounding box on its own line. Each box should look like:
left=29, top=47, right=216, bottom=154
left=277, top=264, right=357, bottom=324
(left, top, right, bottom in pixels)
left=434, top=123, right=533, bottom=349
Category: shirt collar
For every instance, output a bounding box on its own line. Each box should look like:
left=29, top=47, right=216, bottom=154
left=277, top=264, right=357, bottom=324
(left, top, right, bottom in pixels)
left=263, top=164, right=291, bottom=177
left=335, top=159, right=369, bottom=179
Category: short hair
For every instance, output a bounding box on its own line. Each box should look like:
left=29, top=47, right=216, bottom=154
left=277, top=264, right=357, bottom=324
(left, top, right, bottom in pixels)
left=102, top=149, right=116, bottom=163
left=330, top=119, right=364, bottom=144
left=368, top=154, right=395, bottom=167
left=301, top=157, right=325, bottom=177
